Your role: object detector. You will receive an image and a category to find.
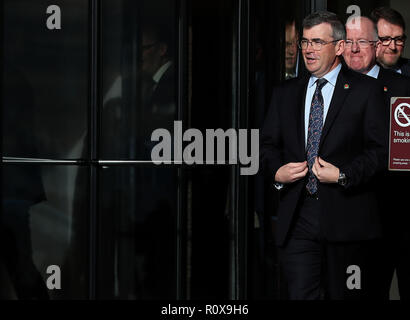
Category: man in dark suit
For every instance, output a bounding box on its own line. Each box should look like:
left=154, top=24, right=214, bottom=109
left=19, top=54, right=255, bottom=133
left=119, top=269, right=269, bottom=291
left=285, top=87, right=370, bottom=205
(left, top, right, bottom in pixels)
left=371, top=7, right=410, bottom=77
left=343, top=16, right=410, bottom=102
left=260, top=11, right=388, bottom=300
left=344, top=15, right=410, bottom=300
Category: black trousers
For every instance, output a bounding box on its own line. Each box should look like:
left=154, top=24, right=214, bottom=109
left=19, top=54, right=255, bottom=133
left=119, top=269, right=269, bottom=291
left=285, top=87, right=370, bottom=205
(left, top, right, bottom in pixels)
left=279, top=194, right=380, bottom=300
left=376, top=174, right=410, bottom=300
left=376, top=223, right=410, bottom=300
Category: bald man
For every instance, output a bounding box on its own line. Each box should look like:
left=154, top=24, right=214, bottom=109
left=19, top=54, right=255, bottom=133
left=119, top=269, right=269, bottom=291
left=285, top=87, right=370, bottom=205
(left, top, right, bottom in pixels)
left=344, top=16, right=410, bottom=300
left=344, top=16, right=410, bottom=98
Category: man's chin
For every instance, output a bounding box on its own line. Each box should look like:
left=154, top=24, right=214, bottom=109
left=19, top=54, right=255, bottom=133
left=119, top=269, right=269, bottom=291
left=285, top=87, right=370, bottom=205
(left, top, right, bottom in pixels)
left=350, top=63, right=366, bottom=73
left=305, top=66, right=318, bottom=75
left=380, top=55, right=401, bottom=68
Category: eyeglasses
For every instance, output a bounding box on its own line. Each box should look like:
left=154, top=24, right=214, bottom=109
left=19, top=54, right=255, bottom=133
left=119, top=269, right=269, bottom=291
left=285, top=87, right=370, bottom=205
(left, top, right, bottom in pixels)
left=286, top=41, right=298, bottom=48
left=345, top=39, right=377, bottom=49
left=379, top=36, right=407, bottom=46
left=142, top=42, right=158, bottom=50
left=298, top=39, right=342, bottom=51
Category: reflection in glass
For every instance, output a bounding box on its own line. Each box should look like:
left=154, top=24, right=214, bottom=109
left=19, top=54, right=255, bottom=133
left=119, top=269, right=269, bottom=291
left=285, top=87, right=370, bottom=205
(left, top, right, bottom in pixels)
left=101, top=0, right=177, bottom=160
left=285, top=19, right=299, bottom=80
left=98, top=166, right=177, bottom=299
left=0, top=165, right=89, bottom=299
left=2, top=0, right=88, bottom=159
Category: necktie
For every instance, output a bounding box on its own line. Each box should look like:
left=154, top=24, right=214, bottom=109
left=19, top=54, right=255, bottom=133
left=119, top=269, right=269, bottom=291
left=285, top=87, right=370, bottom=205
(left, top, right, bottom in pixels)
left=306, top=78, right=327, bottom=194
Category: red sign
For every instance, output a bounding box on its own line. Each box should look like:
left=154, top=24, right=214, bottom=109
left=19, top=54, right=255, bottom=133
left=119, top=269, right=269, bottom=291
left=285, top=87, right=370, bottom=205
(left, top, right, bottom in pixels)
left=389, top=97, right=410, bottom=171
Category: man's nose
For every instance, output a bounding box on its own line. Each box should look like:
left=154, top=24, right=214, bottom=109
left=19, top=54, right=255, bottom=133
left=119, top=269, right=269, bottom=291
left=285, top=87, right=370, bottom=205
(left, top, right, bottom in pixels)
left=389, top=40, right=397, bottom=51
left=351, top=42, right=360, bottom=53
left=305, top=43, right=314, bottom=53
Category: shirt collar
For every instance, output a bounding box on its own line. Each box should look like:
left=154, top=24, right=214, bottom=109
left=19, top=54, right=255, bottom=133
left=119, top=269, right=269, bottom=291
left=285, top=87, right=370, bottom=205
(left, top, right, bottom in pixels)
left=308, top=63, right=342, bottom=88
left=366, top=64, right=380, bottom=79
left=153, top=61, right=172, bottom=83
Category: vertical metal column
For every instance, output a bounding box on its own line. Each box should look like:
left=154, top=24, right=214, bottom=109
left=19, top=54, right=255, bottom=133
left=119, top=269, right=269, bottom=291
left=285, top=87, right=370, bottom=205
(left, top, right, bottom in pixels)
left=89, top=0, right=101, bottom=300
left=230, top=0, right=250, bottom=300
left=311, top=0, right=327, bottom=12
left=177, top=0, right=189, bottom=300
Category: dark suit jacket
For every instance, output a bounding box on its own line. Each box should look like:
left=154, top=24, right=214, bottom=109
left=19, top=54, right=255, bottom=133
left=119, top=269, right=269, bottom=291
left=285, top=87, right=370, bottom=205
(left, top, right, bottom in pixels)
left=260, top=65, right=388, bottom=246
left=376, top=66, right=410, bottom=231
left=378, top=66, right=410, bottom=102
left=396, top=57, right=410, bottom=78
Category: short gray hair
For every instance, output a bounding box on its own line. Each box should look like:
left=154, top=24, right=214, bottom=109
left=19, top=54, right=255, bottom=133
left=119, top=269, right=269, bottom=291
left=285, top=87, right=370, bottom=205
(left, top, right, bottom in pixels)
left=303, top=11, right=346, bottom=40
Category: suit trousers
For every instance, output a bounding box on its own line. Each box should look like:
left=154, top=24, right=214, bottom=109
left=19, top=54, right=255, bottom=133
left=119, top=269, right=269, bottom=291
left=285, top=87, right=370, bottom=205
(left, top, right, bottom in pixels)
left=279, top=193, right=381, bottom=300
left=377, top=230, right=410, bottom=300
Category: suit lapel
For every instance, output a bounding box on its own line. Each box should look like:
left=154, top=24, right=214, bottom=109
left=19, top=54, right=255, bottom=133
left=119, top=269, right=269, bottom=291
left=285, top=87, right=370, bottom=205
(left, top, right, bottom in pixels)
left=377, top=67, right=386, bottom=83
left=319, top=67, right=351, bottom=149
left=297, top=75, right=310, bottom=157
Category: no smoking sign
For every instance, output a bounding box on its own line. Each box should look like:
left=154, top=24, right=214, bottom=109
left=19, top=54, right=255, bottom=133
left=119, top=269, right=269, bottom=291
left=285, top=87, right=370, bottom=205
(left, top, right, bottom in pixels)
left=389, top=98, right=410, bottom=171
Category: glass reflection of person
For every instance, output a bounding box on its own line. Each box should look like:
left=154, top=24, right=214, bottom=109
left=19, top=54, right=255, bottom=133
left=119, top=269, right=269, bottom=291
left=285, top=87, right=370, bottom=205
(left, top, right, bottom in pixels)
left=102, top=23, right=176, bottom=157
left=96, top=22, right=177, bottom=299
left=285, top=20, right=299, bottom=80
left=138, top=23, right=177, bottom=299
left=140, top=24, right=175, bottom=140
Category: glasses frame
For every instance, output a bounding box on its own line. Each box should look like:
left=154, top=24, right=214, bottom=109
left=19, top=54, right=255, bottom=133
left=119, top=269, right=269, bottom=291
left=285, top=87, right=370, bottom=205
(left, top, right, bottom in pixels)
left=345, top=39, right=377, bottom=49
left=298, top=38, right=342, bottom=51
left=141, top=42, right=158, bottom=50
left=378, top=35, right=407, bottom=46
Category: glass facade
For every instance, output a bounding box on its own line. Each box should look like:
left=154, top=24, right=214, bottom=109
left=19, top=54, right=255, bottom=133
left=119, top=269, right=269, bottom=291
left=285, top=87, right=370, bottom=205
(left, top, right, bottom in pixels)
left=1, top=164, right=89, bottom=299
left=1, top=0, right=408, bottom=300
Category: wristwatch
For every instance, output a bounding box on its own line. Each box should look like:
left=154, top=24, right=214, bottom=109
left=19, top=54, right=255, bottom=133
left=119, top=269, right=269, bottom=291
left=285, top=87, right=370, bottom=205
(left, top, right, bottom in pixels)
left=338, top=171, right=347, bottom=186
left=274, top=182, right=284, bottom=190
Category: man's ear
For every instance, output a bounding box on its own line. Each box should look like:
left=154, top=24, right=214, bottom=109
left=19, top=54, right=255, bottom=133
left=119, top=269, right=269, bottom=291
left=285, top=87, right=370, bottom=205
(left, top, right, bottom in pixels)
left=375, top=41, right=381, bottom=58
left=335, top=40, right=345, bottom=56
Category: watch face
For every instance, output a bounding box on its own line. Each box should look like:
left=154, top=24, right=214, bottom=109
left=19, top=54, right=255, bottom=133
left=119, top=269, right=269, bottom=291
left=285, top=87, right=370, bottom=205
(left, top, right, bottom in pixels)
left=338, top=173, right=346, bottom=185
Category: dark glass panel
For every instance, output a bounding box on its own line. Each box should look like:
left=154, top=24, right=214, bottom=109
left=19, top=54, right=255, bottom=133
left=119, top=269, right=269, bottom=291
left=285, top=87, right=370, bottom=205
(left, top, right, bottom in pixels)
left=2, top=0, right=89, bottom=160
left=98, top=165, right=178, bottom=299
left=100, top=0, right=177, bottom=160
left=1, top=164, right=89, bottom=299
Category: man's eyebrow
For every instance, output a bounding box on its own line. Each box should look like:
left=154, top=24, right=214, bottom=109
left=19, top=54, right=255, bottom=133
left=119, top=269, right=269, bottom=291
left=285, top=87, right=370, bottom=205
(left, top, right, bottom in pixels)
left=301, top=37, right=323, bottom=41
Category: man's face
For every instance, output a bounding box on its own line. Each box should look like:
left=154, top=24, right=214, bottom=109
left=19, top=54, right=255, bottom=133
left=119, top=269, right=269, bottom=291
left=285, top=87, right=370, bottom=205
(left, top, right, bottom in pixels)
left=141, top=33, right=166, bottom=77
left=343, top=18, right=377, bottom=74
left=302, top=23, right=344, bottom=78
left=285, top=23, right=299, bottom=72
left=376, top=18, right=405, bottom=68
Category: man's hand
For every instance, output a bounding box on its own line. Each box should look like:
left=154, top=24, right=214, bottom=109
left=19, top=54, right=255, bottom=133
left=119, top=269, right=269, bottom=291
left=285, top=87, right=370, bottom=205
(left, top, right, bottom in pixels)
left=312, top=157, right=339, bottom=183
left=275, top=161, right=308, bottom=184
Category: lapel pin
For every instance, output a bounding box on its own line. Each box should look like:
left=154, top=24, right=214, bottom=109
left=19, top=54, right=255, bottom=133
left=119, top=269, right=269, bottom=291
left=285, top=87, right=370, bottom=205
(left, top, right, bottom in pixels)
left=344, top=84, right=350, bottom=89
left=384, top=86, right=388, bottom=92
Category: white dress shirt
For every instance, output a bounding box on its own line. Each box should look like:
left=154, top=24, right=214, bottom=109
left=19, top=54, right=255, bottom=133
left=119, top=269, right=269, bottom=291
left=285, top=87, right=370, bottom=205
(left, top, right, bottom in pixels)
left=304, top=63, right=342, bottom=146
left=366, top=64, right=380, bottom=79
